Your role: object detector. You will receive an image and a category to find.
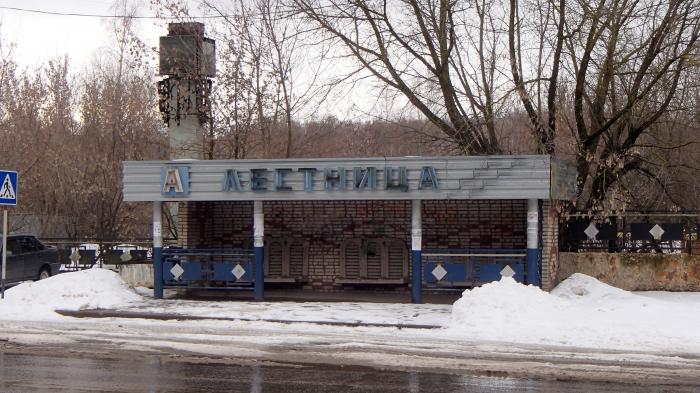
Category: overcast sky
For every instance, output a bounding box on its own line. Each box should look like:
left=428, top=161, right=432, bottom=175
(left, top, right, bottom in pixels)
left=0, top=0, right=405, bottom=120
left=0, top=0, right=166, bottom=69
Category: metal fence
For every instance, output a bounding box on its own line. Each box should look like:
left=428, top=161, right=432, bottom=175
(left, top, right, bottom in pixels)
left=43, top=239, right=154, bottom=271
left=559, top=212, right=699, bottom=253
left=162, top=248, right=255, bottom=290
left=421, top=248, right=528, bottom=290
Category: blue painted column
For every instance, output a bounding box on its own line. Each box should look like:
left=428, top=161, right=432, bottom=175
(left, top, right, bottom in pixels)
left=153, top=201, right=164, bottom=299
left=527, top=199, right=541, bottom=286
left=253, top=200, right=265, bottom=301
left=411, top=199, right=422, bottom=304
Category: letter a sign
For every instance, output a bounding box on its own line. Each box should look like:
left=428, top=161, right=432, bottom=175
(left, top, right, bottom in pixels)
left=160, top=166, right=189, bottom=197
left=0, top=170, right=17, bottom=206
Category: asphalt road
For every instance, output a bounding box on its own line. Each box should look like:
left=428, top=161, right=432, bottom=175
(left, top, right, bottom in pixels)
left=3, top=317, right=700, bottom=389
left=0, top=345, right=696, bottom=393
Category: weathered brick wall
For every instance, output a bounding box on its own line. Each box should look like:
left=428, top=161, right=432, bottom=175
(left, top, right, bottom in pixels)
left=422, top=200, right=526, bottom=249
left=178, top=201, right=253, bottom=249
left=541, top=200, right=559, bottom=290
left=267, top=201, right=411, bottom=290
left=179, top=199, right=529, bottom=291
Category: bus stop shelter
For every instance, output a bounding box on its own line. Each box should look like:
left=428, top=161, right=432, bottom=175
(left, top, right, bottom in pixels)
left=122, top=155, right=576, bottom=303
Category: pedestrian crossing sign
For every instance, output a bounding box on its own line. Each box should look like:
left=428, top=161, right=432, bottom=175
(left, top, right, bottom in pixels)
left=0, top=170, right=17, bottom=206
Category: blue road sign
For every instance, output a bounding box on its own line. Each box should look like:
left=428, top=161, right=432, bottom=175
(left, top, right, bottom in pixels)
left=0, top=170, right=17, bottom=206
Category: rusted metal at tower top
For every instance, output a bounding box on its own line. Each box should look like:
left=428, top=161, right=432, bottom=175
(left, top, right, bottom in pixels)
left=159, top=22, right=216, bottom=78
left=157, top=22, right=215, bottom=159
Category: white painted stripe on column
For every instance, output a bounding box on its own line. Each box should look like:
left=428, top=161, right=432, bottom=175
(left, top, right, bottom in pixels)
left=253, top=200, right=264, bottom=247
left=153, top=202, right=163, bottom=248
left=411, top=199, right=422, bottom=251
left=527, top=199, right=538, bottom=249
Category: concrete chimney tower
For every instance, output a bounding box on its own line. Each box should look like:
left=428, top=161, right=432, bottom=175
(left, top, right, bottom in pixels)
left=158, top=22, right=216, bottom=159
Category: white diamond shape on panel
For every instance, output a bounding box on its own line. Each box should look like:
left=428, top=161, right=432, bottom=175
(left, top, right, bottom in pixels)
left=170, top=264, right=184, bottom=280
left=232, top=264, right=246, bottom=280
left=432, top=264, right=448, bottom=281
left=69, top=248, right=81, bottom=263
left=584, top=223, right=599, bottom=240
left=500, top=265, right=516, bottom=279
left=120, top=251, right=132, bottom=262
left=649, top=224, right=665, bottom=240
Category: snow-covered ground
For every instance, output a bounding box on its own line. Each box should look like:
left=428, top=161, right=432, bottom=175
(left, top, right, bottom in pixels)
left=448, top=274, right=700, bottom=353
left=0, top=269, right=141, bottom=321
left=128, top=293, right=449, bottom=326
left=1, top=269, right=700, bottom=357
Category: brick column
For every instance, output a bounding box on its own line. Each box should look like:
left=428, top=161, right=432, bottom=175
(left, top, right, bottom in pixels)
left=176, top=201, right=194, bottom=248
left=540, top=200, right=560, bottom=290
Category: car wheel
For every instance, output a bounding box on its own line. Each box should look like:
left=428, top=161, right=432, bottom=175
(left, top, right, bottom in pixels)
left=38, top=268, right=51, bottom=281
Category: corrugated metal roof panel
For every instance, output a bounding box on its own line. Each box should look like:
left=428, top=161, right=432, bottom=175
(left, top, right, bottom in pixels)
left=123, top=155, right=575, bottom=201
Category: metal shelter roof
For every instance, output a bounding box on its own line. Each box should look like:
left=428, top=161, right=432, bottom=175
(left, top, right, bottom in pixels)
left=122, top=155, right=577, bottom=202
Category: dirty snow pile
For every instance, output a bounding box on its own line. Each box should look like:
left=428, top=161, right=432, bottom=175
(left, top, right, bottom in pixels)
left=0, top=269, right=141, bottom=321
left=446, top=273, right=700, bottom=353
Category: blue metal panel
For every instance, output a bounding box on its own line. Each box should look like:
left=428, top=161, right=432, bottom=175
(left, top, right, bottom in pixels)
left=420, top=248, right=529, bottom=290
left=163, top=260, right=176, bottom=281
left=182, top=261, right=202, bottom=281
left=153, top=247, right=163, bottom=299
left=239, top=261, right=254, bottom=282
left=508, top=261, right=525, bottom=282
left=213, top=262, right=234, bottom=281
left=213, top=261, right=254, bottom=282
left=163, top=260, right=202, bottom=281
left=423, top=263, right=437, bottom=283
left=445, top=263, right=468, bottom=282
left=161, top=249, right=256, bottom=291
left=422, top=248, right=527, bottom=255
left=423, top=262, right=469, bottom=283
left=411, top=250, right=422, bottom=304
left=254, top=246, right=264, bottom=300
left=527, top=249, right=540, bottom=286
left=479, top=263, right=502, bottom=283
left=480, top=261, right=525, bottom=283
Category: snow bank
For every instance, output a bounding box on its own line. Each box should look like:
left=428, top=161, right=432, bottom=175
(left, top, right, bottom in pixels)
left=0, top=269, right=141, bottom=320
left=551, top=273, right=634, bottom=302
left=446, top=273, right=700, bottom=353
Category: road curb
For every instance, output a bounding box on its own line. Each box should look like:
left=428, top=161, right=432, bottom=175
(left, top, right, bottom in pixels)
left=55, top=309, right=442, bottom=330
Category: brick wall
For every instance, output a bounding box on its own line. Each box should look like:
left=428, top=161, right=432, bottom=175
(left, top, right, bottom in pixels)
left=269, top=201, right=411, bottom=290
left=422, top=200, right=526, bottom=249
left=178, top=201, right=253, bottom=249
left=179, top=199, right=529, bottom=291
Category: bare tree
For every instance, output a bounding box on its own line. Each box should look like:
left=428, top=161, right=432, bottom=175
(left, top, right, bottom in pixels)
left=292, top=0, right=700, bottom=211
left=557, top=0, right=700, bottom=210
left=508, top=0, right=565, bottom=154
left=0, top=7, right=165, bottom=240
left=291, top=0, right=511, bottom=154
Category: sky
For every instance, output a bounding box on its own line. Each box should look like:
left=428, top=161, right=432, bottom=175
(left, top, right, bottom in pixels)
left=0, top=0, right=405, bottom=119
left=0, top=0, right=166, bottom=70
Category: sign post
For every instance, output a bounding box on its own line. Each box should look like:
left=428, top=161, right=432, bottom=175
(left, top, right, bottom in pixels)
left=0, top=170, right=18, bottom=299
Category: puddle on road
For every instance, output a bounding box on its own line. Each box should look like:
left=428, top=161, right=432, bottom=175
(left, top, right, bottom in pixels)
left=0, top=350, right=694, bottom=393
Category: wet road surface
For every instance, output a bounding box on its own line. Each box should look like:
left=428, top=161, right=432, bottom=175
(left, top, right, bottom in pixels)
left=0, top=348, right=695, bottom=392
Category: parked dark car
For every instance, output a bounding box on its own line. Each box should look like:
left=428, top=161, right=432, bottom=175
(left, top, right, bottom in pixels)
left=2, top=235, right=61, bottom=284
